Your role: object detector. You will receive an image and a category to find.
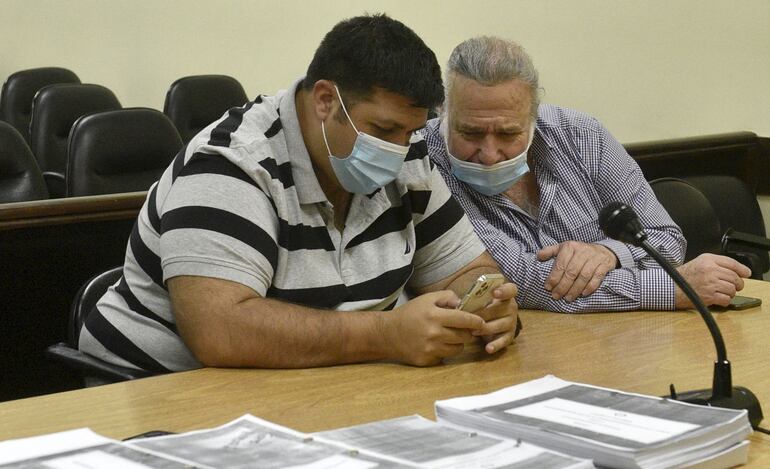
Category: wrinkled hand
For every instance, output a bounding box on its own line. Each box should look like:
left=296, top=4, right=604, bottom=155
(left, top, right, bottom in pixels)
left=383, top=291, right=484, bottom=366
left=675, top=253, right=751, bottom=308
left=467, top=283, right=519, bottom=354
left=537, top=241, right=618, bottom=301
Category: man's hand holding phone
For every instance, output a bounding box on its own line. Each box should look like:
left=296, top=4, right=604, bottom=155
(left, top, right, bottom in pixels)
left=458, top=274, right=520, bottom=354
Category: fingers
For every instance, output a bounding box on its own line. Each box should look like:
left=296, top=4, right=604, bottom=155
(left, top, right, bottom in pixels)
left=428, top=289, right=462, bottom=309
left=474, top=314, right=516, bottom=337
left=550, top=249, right=589, bottom=301
left=544, top=243, right=576, bottom=293
left=715, top=267, right=743, bottom=292
left=492, top=282, right=518, bottom=300
left=543, top=243, right=617, bottom=301
left=562, top=258, right=611, bottom=301
left=700, top=254, right=752, bottom=278
left=708, top=292, right=733, bottom=308
left=537, top=244, right=560, bottom=261
left=474, top=296, right=518, bottom=322
left=435, top=308, right=485, bottom=331
left=580, top=262, right=612, bottom=297
left=712, top=254, right=751, bottom=276
left=484, top=331, right=515, bottom=354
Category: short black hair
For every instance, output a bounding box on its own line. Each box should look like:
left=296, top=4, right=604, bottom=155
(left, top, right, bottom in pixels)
left=304, top=14, right=443, bottom=110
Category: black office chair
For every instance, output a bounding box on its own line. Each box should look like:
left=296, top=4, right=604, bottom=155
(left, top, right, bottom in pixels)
left=66, top=108, right=182, bottom=197
left=0, top=121, right=49, bottom=203
left=650, top=177, right=766, bottom=279
left=29, top=83, right=121, bottom=198
left=649, top=177, right=722, bottom=262
left=163, top=74, right=248, bottom=143
left=684, top=175, right=769, bottom=277
left=0, top=67, right=80, bottom=144
left=46, top=267, right=158, bottom=384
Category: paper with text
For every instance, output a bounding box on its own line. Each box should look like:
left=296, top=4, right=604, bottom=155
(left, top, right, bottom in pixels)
left=505, top=397, right=698, bottom=444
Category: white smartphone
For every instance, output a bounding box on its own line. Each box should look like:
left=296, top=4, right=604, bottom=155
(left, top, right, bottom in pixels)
left=458, top=273, right=505, bottom=313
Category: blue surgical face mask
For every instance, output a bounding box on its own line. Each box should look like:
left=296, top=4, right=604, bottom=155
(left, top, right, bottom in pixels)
left=321, top=86, right=410, bottom=194
left=442, top=118, right=535, bottom=196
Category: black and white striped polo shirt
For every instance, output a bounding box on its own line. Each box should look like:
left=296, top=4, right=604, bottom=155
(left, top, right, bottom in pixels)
left=78, top=78, right=486, bottom=372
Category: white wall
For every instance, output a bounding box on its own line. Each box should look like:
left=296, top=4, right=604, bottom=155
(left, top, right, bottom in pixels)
left=2, top=0, right=770, bottom=229
left=2, top=0, right=768, bottom=143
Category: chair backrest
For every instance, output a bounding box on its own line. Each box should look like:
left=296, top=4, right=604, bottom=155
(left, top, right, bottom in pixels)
left=69, top=267, right=123, bottom=346
left=684, top=174, right=769, bottom=275
left=0, top=121, right=49, bottom=203
left=649, top=177, right=722, bottom=262
left=66, top=108, right=183, bottom=197
left=30, top=84, right=122, bottom=181
left=163, top=74, right=248, bottom=143
left=0, top=67, right=80, bottom=143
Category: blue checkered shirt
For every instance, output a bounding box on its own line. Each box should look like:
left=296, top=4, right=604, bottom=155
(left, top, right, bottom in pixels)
left=424, top=104, right=686, bottom=312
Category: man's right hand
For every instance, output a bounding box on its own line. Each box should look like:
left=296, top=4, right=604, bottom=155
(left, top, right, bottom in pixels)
left=382, top=290, right=484, bottom=367
left=675, top=253, right=752, bottom=308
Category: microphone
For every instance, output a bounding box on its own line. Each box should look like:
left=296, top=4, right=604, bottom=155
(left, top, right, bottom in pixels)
left=599, top=202, right=763, bottom=429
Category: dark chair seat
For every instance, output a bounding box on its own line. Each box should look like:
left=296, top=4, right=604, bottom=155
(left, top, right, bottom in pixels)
left=29, top=84, right=121, bottom=198
left=0, top=67, right=80, bottom=144
left=0, top=121, right=49, bottom=203
left=66, top=108, right=182, bottom=197
left=46, top=267, right=158, bottom=384
left=163, top=74, right=248, bottom=143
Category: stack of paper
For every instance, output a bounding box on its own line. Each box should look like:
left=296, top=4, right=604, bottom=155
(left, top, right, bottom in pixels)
left=435, top=376, right=752, bottom=469
left=0, top=414, right=594, bottom=468
left=315, top=414, right=594, bottom=468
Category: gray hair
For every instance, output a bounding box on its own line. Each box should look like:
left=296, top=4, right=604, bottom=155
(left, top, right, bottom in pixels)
left=444, top=36, right=540, bottom=119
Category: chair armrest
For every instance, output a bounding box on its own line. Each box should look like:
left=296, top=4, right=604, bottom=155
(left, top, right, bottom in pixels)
left=42, top=172, right=65, bottom=199
left=46, top=342, right=158, bottom=383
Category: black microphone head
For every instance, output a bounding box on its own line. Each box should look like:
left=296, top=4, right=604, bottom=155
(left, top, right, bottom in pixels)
left=599, top=202, right=647, bottom=246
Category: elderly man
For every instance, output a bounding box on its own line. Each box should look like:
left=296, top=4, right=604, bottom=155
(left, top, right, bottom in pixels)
left=424, top=36, right=750, bottom=312
left=78, top=17, right=519, bottom=373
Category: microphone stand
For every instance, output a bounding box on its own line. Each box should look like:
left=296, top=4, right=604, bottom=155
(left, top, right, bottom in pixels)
left=638, top=239, right=764, bottom=429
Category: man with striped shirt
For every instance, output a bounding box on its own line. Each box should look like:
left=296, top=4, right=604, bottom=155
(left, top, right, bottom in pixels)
left=78, top=15, right=519, bottom=373
left=424, top=36, right=751, bottom=313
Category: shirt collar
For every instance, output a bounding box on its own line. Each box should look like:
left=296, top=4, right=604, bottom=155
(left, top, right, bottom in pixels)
left=279, top=77, right=328, bottom=204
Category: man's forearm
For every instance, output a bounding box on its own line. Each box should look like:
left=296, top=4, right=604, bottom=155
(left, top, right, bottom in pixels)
left=495, top=245, right=647, bottom=313
left=180, top=296, right=391, bottom=369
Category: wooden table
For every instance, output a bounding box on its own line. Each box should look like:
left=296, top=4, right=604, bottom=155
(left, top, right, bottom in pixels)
left=2, top=280, right=769, bottom=466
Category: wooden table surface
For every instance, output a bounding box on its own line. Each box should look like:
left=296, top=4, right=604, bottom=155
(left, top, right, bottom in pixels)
left=1, top=280, right=769, bottom=466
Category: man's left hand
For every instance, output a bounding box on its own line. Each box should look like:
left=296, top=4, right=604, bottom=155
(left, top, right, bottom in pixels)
left=537, top=241, right=617, bottom=301
left=470, top=283, right=519, bottom=354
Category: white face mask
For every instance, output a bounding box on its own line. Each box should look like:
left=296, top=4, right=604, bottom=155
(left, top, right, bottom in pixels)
left=321, top=86, right=410, bottom=194
left=441, top=118, right=534, bottom=196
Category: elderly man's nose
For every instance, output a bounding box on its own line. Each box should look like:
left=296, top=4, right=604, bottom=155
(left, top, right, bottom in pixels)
left=478, top=142, right=504, bottom=165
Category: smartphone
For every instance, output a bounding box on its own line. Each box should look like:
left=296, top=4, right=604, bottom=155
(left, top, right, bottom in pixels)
left=458, top=274, right=505, bottom=313
left=711, top=295, right=762, bottom=312
left=727, top=295, right=762, bottom=310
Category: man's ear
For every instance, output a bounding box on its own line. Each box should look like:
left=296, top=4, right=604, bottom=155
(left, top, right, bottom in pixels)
left=311, top=80, right=337, bottom=121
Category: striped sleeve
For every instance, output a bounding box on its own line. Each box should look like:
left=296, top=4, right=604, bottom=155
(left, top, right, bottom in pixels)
left=159, top=151, right=279, bottom=296
left=408, top=162, right=487, bottom=288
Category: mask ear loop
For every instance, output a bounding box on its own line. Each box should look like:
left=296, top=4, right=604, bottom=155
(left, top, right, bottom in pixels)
left=322, top=85, right=360, bottom=158
left=334, top=85, right=360, bottom=134
left=321, top=121, right=335, bottom=157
